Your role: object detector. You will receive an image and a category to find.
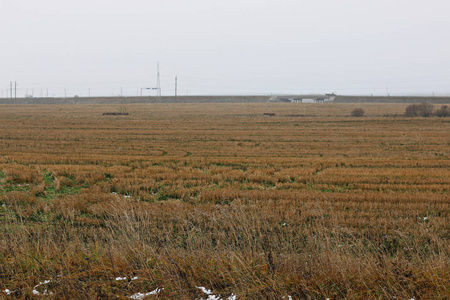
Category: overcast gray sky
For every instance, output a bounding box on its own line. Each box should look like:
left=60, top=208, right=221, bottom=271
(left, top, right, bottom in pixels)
left=1, top=0, right=450, bottom=97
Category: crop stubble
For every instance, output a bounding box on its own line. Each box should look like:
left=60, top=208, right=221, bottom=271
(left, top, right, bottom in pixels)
left=0, top=103, right=448, bottom=299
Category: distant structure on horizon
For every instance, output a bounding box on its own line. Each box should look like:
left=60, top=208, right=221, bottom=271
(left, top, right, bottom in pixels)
left=268, top=93, right=336, bottom=103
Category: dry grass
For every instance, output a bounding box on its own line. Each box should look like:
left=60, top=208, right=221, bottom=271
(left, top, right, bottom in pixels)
left=0, top=103, right=449, bottom=299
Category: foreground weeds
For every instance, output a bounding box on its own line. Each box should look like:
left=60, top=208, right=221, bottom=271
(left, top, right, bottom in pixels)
left=0, top=103, right=449, bottom=299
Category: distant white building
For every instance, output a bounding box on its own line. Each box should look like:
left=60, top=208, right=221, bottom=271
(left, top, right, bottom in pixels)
left=268, top=93, right=336, bottom=103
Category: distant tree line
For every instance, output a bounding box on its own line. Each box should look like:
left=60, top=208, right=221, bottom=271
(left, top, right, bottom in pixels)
left=404, top=103, right=449, bottom=117
left=350, top=104, right=449, bottom=118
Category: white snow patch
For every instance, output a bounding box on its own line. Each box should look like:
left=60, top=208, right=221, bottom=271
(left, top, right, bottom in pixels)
left=198, top=286, right=213, bottom=295
left=201, top=293, right=221, bottom=300
left=197, top=286, right=237, bottom=300
left=32, top=280, right=53, bottom=296
left=128, top=288, right=163, bottom=299
left=3, top=289, right=12, bottom=295
left=116, top=276, right=139, bottom=281
left=423, top=217, right=428, bottom=220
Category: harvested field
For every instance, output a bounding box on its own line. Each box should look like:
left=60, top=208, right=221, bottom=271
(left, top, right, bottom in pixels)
left=0, top=103, right=449, bottom=299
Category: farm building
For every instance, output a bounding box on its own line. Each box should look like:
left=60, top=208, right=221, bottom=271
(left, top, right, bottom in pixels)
left=268, top=93, right=336, bottom=103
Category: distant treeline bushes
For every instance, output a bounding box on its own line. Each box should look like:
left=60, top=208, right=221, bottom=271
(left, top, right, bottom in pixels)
left=404, top=103, right=449, bottom=117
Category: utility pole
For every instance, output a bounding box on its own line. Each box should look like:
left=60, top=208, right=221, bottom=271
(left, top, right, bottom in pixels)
left=14, top=81, right=17, bottom=98
left=175, top=75, right=177, bottom=98
left=10, top=81, right=12, bottom=99
left=157, top=62, right=161, bottom=97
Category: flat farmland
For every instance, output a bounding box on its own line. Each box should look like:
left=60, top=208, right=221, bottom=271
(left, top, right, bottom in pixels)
left=0, top=103, right=449, bottom=299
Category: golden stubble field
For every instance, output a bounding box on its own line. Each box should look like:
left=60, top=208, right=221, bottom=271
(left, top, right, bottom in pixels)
left=0, top=103, right=449, bottom=299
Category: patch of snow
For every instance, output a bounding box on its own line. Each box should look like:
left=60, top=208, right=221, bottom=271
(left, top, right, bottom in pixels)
left=32, top=280, right=54, bottom=296
left=423, top=217, right=428, bottom=221
left=198, top=287, right=213, bottom=295
left=201, top=295, right=221, bottom=300
left=197, top=286, right=237, bottom=300
left=128, top=288, right=163, bottom=299
left=116, top=276, right=138, bottom=281
left=3, top=289, right=12, bottom=295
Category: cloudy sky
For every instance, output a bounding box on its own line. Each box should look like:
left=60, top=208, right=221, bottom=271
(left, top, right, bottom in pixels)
left=1, top=0, right=450, bottom=97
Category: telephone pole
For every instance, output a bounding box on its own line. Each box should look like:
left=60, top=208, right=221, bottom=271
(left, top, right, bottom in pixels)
left=10, top=81, right=12, bottom=99
left=14, top=81, right=17, bottom=98
left=156, top=62, right=161, bottom=97
left=175, top=75, right=177, bottom=98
